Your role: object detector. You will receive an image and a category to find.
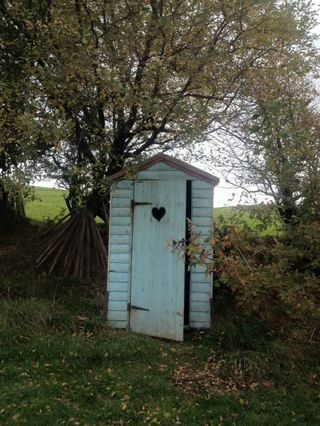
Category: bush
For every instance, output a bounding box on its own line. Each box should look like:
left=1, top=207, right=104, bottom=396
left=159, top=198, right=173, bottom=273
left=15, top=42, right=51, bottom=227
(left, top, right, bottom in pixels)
left=186, top=215, right=320, bottom=343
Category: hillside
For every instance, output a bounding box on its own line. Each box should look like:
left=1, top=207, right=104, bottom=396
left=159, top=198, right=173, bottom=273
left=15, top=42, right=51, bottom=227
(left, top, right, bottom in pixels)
left=25, top=187, right=67, bottom=222
left=26, top=187, right=236, bottom=223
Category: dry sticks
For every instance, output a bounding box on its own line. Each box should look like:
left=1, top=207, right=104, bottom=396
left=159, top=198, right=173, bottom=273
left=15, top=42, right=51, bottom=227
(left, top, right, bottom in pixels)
left=37, top=208, right=108, bottom=279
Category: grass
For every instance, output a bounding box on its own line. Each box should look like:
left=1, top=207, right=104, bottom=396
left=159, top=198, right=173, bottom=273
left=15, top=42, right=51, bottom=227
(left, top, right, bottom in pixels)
left=25, top=187, right=67, bottom=222
left=1, top=329, right=319, bottom=425
left=214, top=206, right=281, bottom=236
left=0, top=225, right=319, bottom=425
left=26, top=187, right=278, bottom=234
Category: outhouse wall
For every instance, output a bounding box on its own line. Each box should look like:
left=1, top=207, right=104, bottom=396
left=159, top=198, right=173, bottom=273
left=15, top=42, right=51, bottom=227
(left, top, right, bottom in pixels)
left=107, top=161, right=214, bottom=329
left=107, top=180, right=133, bottom=328
left=190, top=180, right=213, bottom=329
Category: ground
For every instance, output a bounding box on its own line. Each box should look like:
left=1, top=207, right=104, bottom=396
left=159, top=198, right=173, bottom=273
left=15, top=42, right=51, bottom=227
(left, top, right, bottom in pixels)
left=0, top=194, right=319, bottom=425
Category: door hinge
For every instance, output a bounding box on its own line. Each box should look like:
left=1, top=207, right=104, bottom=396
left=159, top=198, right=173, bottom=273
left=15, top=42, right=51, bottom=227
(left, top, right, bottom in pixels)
left=131, top=200, right=152, bottom=208
left=128, top=302, right=150, bottom=312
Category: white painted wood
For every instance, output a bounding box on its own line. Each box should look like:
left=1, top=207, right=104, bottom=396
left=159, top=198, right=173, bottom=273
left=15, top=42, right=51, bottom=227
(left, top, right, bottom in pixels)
left=108, top=311, right=128, bottom=321
left=112, top=198, right=133, bottom=208
left=192, top=180, right=213, bottom=189
left=190, top=321, right=211, bottom=329
left=108, top=282, right=128, bottom=292
left=107, top=180, right=132, bottom=329
left=111, top=216, right=131, bottom=226
left=145, top=162, right=177, bottom=172
left=112, top=189, right=132, bottom=198
left=109, top=263, right=130, bottom=273
left=191, top=283, right=211, bottom=293
left=192, top=197, right=213, bottom=208
left=193, top=189, right=213, bottom=199
left=108, top=272, right=130, bottom=283
left=130, top=179, right=186, bottom=341
left=110, top=244, right=131, bottom=254
left=190, top=180, right=214, bottom=329
left=109, top=252, right=130, bottom=263
left=107, top=169, right=216, bottom=334
left=111, top=207, right=132, bottom=217
left=191, top=273, right=211, bottom=283
left=189, top=312, right=211, bottom=322
left=113, top=180, right=133, bottom=189
left=110, top=234, right=131, bottom=245
left=108, top=301, right=128, bottom=311
left=192, top=207, right=213, bottom=217
left=190, top=301, right=210, bottom=312
left=110, top=225, right=131, bottom=235
left=108, top=292, right=128, bottom=302
left=190, top=292, right=211, bottom=302
left=137, top=170, right=191, bottom=180
left=192, top=217, right=213, bottom=227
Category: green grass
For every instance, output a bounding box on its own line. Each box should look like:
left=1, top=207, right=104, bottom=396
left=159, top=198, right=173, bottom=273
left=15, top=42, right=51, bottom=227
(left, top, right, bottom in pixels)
left=25, top=187, right=67, bottom=222
left=26, top=187, right=279, bottom=236
left=1, top=328, right=319, bottom=425
left=0, top=225, right=319, bottom=425
left=215, top=206, right=281, bottom=235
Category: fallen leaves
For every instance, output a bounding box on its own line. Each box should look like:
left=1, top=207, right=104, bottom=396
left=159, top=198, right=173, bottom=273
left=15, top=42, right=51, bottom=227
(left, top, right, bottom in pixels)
left=173, top=361, right=241, bottom=397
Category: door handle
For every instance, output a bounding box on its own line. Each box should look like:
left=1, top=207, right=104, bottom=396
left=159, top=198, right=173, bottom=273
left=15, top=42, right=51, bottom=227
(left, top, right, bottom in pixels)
left=172, top=238, right=186, bottom=247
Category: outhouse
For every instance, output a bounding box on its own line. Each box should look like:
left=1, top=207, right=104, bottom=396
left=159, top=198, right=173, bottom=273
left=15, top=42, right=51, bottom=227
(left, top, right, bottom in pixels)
left=106, top=154, right=219, bottom=341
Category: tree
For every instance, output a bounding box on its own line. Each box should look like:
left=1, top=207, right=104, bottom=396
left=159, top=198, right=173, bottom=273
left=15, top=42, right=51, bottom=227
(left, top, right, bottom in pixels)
left=11, top=0, right=316, bottom=217
left=0, top=0, right=56, bottom=224
left=213, top=71, right=320, bottom=224
left=2, top=0, right=317, bottom=276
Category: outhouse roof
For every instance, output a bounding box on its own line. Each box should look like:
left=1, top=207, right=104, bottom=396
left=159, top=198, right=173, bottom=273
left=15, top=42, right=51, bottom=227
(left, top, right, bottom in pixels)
left=109, top=153, right=220, bottom=186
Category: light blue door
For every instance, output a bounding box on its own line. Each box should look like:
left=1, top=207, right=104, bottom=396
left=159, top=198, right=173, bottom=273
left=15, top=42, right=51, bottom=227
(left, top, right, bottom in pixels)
left=130, top=179, right=186, bottom=340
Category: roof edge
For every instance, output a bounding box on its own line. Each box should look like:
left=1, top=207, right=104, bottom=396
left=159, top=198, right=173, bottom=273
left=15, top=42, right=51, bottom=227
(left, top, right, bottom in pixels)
left=109, top=153, right=220, bottom=186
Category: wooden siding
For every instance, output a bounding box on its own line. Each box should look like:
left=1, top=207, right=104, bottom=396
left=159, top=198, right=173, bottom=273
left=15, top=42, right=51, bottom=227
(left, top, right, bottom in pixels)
left=107, top=162, right=215, bottom=335
left=107, top=180, right=133, bottom=328
left=190, top=180, right=213, bottom=329
left=137, top=161, right=191, bottom=180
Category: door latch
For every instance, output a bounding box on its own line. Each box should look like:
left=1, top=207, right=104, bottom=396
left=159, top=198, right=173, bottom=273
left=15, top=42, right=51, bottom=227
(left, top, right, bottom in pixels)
left=131, top=200, right=152, bottom=208
left=128, top=303, right=150, bottom=312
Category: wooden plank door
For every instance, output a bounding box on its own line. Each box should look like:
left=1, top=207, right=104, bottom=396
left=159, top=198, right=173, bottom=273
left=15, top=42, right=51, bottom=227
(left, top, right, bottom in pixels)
left=130, top=179, right=186, bottom=341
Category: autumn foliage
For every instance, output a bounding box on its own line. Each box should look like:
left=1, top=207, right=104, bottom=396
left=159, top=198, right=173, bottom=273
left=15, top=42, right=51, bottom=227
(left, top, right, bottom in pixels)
left=186, top=215, right=320, bottom=343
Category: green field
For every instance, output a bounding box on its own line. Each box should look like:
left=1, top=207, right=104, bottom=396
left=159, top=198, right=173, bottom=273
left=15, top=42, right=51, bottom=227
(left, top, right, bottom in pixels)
left=25, top=187, right=246, bottom=223
left=25, top=187, right=67, bottom=222
left=26, top=187, right=278, bottom=235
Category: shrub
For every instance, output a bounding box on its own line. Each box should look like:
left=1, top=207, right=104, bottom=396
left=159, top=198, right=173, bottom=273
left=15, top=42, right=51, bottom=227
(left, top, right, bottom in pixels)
left=185, top=215, right=320, bottom=343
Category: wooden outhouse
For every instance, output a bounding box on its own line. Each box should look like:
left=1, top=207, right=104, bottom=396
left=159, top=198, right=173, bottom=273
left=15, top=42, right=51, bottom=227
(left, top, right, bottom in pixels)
left=106, top=154, right=219, bottom=341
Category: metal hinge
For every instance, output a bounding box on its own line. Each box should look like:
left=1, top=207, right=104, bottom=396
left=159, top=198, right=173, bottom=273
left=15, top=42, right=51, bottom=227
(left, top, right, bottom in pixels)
left=127, top=302, right=150, bottom=312
left=131, top=200, right=152, bottom=208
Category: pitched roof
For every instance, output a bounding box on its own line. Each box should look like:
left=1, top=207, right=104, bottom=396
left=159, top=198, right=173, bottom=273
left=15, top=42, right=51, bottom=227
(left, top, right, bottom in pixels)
left=109, top=153, right=220, bottom=186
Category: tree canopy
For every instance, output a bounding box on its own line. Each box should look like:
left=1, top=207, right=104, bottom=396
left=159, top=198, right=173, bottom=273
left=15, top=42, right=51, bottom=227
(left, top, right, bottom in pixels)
left=1, top=0, right=317, bottom=216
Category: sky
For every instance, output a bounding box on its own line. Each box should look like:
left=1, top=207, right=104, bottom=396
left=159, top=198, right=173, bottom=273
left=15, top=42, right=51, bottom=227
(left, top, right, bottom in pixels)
left=35, top=1, right=320, bottom=208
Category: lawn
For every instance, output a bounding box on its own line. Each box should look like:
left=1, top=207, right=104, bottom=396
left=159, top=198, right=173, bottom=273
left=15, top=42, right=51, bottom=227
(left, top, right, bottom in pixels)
left=25, top=187, right=67, bottom=222
left=0, top=225, right=319, bottom=425
left=1, top=324, right=319, bottom=425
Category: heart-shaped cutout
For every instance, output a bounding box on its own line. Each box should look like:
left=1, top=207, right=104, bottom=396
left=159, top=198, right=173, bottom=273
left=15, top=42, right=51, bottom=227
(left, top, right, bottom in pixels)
left=152, top=207, right=166, bottom=221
